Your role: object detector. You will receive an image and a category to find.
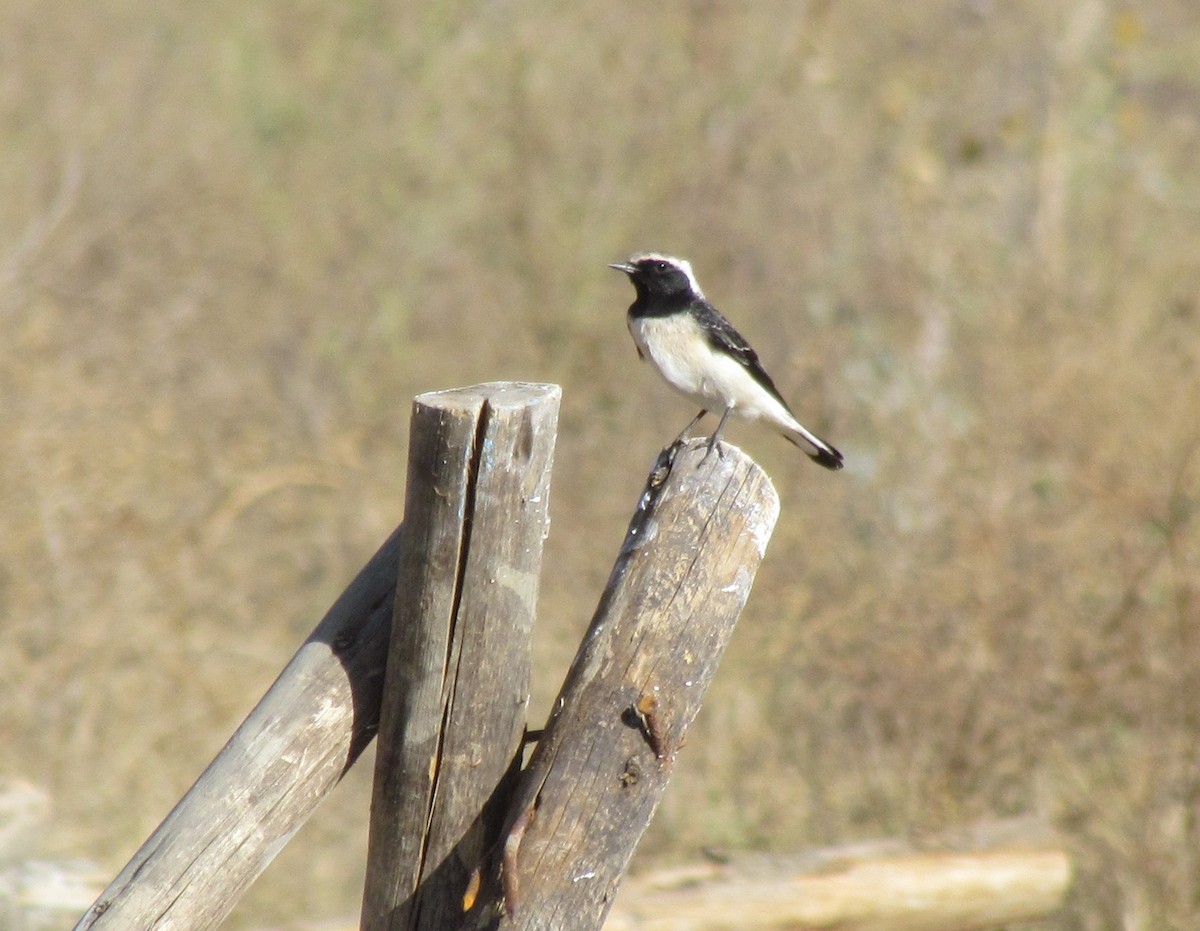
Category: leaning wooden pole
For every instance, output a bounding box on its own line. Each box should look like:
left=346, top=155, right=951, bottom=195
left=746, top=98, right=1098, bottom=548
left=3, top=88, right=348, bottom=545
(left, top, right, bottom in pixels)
left=494, top=439, right=780, bottom=931
left=360, top=383, right=559, bottom=931
left=74, top=527, right=401, bottom=931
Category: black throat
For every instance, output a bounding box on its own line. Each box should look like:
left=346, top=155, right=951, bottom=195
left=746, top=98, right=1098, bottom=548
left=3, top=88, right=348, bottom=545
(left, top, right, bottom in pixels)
left=627, top=288, right=697, bottom=320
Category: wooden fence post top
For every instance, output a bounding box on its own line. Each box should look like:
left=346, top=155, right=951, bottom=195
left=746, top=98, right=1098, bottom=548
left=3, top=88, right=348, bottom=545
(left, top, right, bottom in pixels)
left=414, top=382, right=562, bottom=408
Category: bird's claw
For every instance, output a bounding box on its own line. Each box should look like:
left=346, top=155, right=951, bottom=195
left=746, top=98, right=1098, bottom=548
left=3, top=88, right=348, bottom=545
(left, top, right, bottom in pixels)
left=700, top=438, right=724, bottom=464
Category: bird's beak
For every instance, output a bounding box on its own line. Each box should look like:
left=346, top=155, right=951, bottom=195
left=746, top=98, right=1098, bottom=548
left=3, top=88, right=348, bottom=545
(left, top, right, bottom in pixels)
left=608, top=261, right=636, bottom=274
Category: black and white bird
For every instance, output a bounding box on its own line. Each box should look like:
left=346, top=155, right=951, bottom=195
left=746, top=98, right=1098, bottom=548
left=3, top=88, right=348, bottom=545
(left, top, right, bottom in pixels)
left=609, top=252, right=843, bottom=470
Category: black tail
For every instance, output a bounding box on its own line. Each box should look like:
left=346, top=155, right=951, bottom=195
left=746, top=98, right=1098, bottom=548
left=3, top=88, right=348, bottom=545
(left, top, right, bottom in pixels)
left=808, top=445, right=844, bottom=471
left=783, top=430, right=845, bottom=471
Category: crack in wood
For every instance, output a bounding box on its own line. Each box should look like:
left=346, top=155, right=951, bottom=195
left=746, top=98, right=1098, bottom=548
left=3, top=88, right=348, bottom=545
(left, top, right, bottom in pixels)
left=413, top=399, right=492, bottom=926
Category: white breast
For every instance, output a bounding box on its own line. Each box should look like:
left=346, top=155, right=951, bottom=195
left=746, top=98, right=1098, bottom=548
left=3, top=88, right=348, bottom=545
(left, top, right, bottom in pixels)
left=628, top=313, right=799, bottom=431
left=629, top=314, right=711, bottom=401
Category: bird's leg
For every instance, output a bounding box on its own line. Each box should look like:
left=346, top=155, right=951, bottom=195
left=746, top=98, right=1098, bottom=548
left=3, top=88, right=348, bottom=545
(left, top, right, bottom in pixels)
left=673, top=409, right=707, bottom=445
left=703, top=407, right=733, bottom=462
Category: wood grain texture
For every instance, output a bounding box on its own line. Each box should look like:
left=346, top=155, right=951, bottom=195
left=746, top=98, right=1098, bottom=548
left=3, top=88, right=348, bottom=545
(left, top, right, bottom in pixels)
left=360, top=383, right=560, bottom=931
left=75, top=523, right=403, bottom=931
left=496, top=438, right=780, bottom=931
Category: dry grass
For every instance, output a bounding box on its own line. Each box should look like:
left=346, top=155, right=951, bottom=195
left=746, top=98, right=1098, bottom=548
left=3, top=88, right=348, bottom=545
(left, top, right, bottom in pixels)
left=4, top=1, right=1200, bottom=928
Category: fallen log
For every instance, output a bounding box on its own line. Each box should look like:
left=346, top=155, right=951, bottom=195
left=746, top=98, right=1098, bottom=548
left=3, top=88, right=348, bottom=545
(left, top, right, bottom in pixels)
left=604, top=817, right=1071, bottom=931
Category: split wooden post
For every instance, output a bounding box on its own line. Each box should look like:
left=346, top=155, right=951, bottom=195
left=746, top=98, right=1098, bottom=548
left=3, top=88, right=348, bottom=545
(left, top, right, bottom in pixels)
left=360, top=383, right=560, bottom=931
left=75, top=381, right=560, bottom=931
left=495, top=439, right=780, bottom=930
left=74, top=525, right=403, bottom=931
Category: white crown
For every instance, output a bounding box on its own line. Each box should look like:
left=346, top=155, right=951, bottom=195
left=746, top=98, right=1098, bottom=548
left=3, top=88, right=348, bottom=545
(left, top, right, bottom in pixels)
left=627, top=252, right=705, bottom=298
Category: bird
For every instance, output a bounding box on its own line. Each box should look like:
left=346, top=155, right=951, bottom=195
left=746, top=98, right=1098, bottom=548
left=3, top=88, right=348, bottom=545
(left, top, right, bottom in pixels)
left=609, top=252, right=843, bottom=470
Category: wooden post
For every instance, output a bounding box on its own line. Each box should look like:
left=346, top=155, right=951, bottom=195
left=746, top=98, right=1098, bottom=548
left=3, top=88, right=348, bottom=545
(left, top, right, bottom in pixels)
left=74, top=382, right=560, bottom=931
left=74, top=525, right=403, bottom=931
left=495, top=439, right=780, bottom=931
left=360, top=383, right=559, bottom=931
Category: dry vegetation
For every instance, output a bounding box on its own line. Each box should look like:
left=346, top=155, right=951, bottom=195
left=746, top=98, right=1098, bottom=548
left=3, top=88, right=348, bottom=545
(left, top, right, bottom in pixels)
left=3, top=1, right=1200, bottom=928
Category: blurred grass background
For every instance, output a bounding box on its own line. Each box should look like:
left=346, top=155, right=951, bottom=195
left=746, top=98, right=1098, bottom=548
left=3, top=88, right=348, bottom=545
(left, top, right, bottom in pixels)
left=3, top=0, right=1200, bottom=927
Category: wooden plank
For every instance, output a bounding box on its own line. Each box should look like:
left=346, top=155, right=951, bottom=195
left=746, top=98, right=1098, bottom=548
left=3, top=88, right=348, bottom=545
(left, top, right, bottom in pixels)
left=604, top=850, right=1071, bottom=931
left=604, top=818, right=1073, bottom=930
left=360, top=382, right=560, bottom=931
left=495, top=439, right=780, bottom=931
left=75, top=524, right=403, bottom=931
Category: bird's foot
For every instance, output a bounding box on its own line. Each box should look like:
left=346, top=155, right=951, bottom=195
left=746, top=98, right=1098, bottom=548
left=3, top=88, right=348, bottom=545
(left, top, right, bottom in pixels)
left=700, top=436, right=725, bottom=464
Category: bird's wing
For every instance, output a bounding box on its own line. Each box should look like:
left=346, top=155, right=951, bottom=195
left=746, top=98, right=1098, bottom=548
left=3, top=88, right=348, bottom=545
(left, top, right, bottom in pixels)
left=694, top=301, right=793, bottom=411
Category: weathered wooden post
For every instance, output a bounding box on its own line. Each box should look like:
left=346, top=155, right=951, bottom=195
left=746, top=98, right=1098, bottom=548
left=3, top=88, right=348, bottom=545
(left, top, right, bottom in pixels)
left=360, top=383, right=559, bottom=931
left=73, top=379, right=781, bottom=931
left=74, top=382, right=560, bottom=931
left=494, top=439, right=780, bottom=930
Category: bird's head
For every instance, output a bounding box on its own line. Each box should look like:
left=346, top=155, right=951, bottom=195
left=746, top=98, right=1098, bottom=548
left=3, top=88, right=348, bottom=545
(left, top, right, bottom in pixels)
left=608, top=252, right=704, bottom=301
